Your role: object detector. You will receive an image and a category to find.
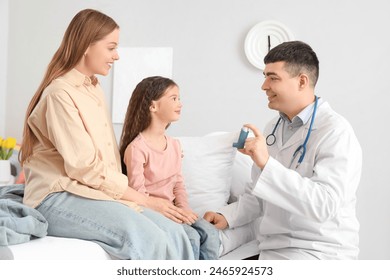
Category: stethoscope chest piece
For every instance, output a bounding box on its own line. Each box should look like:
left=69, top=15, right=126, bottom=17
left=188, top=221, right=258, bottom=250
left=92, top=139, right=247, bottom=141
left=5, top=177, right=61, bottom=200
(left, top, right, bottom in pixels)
left=266, top=134, right=276, bottom=146
left=266, top=96, right=318, bottom=168
left=266, top=117, right=282, bottom=146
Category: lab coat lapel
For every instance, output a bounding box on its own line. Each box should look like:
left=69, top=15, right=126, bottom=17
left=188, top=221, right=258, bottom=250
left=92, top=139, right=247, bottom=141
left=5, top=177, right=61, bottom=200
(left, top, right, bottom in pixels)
left=275, top=119, right=284, bottom=149
left=280, top=120, right=317, bottom=151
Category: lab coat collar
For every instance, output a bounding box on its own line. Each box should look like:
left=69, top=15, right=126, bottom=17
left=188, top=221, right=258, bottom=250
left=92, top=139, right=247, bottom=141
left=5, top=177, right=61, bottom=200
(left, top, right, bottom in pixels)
left=277, top=98, right=324, bottom=150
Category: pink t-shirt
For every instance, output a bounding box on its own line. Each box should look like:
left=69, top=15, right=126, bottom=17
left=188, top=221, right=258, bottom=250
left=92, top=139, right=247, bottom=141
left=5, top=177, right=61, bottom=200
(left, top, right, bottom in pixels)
left=123, top=133, right=189, bottom=209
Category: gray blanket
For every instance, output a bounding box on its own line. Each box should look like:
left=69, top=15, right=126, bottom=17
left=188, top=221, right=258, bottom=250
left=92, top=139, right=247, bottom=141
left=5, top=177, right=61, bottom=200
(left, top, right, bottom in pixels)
left=0, top=184, right=48, bottom=246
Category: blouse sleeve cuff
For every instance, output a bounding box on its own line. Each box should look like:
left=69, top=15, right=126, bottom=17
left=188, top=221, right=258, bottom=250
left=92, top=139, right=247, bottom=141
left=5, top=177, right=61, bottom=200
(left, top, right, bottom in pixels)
left=100, top=168, right=128, bottom=199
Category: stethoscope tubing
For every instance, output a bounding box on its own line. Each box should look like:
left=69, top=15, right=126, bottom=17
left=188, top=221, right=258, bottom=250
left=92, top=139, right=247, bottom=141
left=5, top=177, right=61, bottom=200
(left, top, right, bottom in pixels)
left=266, top=118, right=281, bottom=146
left=266, top=96, right=318, bottom=168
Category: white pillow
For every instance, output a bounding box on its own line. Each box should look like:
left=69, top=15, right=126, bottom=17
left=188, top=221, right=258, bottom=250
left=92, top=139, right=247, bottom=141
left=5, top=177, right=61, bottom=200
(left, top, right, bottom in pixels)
left=229, top=151, right=253, bottom=203
left=177, top=132, right=238, bottom=217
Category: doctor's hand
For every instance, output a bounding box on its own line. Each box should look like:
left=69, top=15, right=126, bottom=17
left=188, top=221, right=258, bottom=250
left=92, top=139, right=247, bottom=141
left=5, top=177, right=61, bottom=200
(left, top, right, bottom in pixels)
left=240, top=124, right=269, bottom=170
left=203, top=211, right=228, bottom=230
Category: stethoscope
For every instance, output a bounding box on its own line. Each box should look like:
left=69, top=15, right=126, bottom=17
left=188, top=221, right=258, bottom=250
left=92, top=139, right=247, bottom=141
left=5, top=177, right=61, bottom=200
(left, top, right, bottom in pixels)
left=266, top=96, right=318, bottom=168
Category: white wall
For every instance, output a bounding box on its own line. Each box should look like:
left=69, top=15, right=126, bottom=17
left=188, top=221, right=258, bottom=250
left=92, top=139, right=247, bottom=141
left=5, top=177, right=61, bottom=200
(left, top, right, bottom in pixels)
left=0, top=0, right=9, bottom=136
left=3, top=0, right=390, bottom=259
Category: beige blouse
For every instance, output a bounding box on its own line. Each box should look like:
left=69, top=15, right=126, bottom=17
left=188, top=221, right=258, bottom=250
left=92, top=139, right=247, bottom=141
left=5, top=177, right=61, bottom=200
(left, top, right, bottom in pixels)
left=23, top=69, right=129, bottom=209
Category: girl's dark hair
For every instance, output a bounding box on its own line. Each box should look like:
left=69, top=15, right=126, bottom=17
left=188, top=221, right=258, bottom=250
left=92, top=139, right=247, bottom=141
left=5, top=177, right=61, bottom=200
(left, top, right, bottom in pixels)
left=119, top=76, right=177, bottom=174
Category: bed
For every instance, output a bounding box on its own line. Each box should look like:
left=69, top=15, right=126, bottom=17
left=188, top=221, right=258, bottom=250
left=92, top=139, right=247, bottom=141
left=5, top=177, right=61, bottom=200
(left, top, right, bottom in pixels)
left=0, top=131, right=260, bottom=260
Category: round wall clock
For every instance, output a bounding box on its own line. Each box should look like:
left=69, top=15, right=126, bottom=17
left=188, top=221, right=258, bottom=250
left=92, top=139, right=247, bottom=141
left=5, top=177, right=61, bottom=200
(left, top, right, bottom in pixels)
left=244, top=20, right=294, bottom=70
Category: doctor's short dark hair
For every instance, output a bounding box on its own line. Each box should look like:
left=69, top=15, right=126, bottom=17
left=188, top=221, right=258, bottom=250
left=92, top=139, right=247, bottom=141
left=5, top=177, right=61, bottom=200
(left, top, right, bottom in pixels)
left=264, top=40, right=319, bottom=87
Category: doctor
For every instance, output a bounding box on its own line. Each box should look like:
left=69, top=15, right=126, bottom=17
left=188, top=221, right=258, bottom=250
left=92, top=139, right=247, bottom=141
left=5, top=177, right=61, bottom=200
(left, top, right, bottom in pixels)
left=204, top=41, right=362, bottom=259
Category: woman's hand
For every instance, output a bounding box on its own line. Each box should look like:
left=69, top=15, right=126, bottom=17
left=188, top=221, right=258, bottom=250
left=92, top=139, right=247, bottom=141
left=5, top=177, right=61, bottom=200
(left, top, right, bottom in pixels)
left=145, top=196, right=188, bottom=224
left=180, top=209, right=198, bottom=225
left=117, top=199, right=143, bottom=212
left=122, top=187, right=196, bottom=224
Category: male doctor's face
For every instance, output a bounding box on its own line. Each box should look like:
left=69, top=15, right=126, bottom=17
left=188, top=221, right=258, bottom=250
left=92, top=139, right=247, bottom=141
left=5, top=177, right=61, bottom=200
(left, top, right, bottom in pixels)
left=261, top=61, right=302, bottom=120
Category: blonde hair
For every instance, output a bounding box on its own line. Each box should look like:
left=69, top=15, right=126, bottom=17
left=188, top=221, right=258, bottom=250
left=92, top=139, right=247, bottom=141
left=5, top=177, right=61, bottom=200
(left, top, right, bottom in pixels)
left=19, top=9, right=119, bottom=164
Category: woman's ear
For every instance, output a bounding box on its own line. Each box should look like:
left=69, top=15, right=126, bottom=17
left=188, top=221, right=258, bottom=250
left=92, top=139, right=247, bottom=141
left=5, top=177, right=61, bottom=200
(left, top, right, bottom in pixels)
left=83, top=46, right=90, bottom=57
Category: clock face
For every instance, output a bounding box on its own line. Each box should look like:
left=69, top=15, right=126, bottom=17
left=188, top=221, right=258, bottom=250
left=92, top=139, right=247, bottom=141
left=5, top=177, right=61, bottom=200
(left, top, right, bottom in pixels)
left=244, top=20, right=294, bottom=70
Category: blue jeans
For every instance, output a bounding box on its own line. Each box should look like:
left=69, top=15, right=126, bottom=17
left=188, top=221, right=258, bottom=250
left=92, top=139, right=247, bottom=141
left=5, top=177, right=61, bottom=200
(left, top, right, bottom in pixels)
left=36, top=192, right=195, bottom=260
left=183, top=218, right=220, bottom=260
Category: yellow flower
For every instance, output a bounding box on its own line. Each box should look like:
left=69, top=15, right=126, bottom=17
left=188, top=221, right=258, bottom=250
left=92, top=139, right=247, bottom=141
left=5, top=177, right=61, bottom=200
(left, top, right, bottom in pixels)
left=0, top=136, right=17, bottom=160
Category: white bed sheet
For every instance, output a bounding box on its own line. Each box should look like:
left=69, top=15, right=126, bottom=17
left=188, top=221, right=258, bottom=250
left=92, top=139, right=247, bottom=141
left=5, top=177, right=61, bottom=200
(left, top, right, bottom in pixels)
left=219, top=240, right=259, bottom=260
left=7, top=236, right=112, bottom=260
left=4, top=236, right=259, bottom=260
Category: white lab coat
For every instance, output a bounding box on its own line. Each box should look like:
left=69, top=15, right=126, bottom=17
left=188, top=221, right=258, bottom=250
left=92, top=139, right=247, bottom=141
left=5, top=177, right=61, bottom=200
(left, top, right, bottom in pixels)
left=219, top=101, right=362, bottom=259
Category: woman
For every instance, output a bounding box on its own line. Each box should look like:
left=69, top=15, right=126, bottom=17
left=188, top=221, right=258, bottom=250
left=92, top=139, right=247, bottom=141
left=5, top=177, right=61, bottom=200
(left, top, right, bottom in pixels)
left=19, top=9, right=194, bottom=260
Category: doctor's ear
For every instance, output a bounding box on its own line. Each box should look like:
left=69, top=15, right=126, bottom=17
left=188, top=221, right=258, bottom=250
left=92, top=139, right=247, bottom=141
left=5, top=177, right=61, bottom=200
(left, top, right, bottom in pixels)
left=298, top=74, right=309, bottom=89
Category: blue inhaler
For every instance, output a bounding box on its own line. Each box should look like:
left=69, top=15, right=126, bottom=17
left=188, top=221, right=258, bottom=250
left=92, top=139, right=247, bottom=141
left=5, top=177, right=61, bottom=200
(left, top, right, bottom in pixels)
left=232, top=127, right=249, bottom=149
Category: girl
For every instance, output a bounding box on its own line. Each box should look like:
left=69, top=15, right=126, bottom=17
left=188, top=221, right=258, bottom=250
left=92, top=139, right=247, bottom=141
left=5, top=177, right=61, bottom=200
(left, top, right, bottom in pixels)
left=119, top=76, right=220, bottom=259
left=19, top=9, right=194, bottom=260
